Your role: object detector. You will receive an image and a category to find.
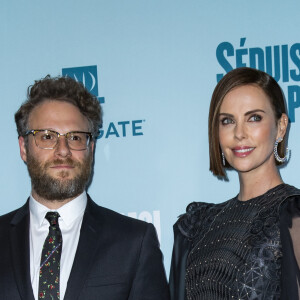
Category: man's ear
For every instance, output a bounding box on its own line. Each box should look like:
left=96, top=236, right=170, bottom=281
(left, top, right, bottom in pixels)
left=90, top=140, right=95, bottom=154
left=19, top=136, right=27, bottom=163
left=277, top=113, right=288, bottom=139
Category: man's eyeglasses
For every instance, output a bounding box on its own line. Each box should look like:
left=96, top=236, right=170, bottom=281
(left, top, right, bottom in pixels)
left=25, top=129, right=93, bottom=151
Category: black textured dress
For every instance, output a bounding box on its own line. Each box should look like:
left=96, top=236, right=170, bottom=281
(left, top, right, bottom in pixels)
left=169, top=184, right=300, bottom=300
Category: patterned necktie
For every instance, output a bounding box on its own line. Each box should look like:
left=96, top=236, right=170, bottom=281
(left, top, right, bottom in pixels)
left=38, top=212, right=62, bottom=300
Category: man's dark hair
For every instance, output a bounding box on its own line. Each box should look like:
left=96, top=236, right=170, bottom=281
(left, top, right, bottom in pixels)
left=15, top=75, right=102, bottom=138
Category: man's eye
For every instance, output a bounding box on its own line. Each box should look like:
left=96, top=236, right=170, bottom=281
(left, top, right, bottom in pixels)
left=69, top=135, right=81, bottom=141
left=41, top=134, right=54, bottom=140
left=249, top=114, right=262, bottom=122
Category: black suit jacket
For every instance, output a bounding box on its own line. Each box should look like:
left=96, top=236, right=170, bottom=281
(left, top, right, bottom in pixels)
left=0, top=196, right=170, bottom=300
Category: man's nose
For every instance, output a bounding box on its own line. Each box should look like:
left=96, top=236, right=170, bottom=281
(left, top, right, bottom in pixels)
left=54, top=136, right=72, bottom=157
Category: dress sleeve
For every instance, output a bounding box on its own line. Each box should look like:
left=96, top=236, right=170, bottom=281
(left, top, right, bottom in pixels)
left=169, top=202, right=217, bottom=300
left=280, top=195, right=300, bottom=299
left=169, top=224, right=191, bottom=300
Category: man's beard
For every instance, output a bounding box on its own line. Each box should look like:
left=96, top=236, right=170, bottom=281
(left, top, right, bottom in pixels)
left=26, top=152, right=93, bottom=201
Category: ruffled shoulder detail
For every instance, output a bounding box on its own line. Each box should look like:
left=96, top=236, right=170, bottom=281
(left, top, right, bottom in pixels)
left=177, top=200, right=229, bottom=239
left=280, top=194, right=300, bottom=227
left=278, top=185, right=300, bottom=222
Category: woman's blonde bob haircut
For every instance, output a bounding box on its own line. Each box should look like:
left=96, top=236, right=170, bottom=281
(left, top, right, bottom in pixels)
left=209, top=67, right=288, bottom=178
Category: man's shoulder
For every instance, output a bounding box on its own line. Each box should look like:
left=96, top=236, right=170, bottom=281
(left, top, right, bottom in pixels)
left=0, top=203, right=28, bottom=236
left=0, top=206, right=24, bottom=224
left=87, top=196, right=152, bottom=233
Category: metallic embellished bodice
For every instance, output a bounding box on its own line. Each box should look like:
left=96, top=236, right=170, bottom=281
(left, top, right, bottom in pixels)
left=179, top=184, right=292, bottom=300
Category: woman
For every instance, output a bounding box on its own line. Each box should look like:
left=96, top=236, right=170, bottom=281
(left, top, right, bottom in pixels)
left=170, top=67, right=300, bottom=300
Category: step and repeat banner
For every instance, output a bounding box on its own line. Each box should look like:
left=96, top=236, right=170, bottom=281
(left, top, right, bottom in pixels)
left=1, top=0, right=300, bottom=273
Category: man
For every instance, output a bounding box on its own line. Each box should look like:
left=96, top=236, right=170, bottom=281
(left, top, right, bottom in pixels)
left=0, top=76, right=169, bottom=300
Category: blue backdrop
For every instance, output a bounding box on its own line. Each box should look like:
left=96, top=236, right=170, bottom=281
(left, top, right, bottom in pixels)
left=1, top=0, right=300, bottom=273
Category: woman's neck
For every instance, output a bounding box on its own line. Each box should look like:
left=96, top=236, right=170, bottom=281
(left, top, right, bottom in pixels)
left=237, top=165, right=283, bottom=201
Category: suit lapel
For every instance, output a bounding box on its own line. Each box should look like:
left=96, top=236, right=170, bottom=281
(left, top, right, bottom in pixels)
left=64, top=198, right=104, bottom=300
left=10, top=201, right=35, bottom=300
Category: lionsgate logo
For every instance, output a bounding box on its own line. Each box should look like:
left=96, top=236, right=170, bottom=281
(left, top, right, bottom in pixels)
left=62, top=65, right=105, bottom=103
left=62, top=65, right=145, bottom=139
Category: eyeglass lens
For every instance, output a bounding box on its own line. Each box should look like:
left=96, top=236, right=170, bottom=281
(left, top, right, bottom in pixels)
left=34, top=130, right=90, bottom=150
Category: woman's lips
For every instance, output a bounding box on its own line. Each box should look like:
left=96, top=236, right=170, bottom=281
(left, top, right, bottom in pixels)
left=232, top=147, right=255, bottom=157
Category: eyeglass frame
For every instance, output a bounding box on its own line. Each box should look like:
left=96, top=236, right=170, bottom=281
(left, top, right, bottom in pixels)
left=24, top=129, right=94, bottom=151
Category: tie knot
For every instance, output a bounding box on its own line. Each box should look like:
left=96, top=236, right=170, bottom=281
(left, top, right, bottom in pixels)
left=45, top=211, right=60, bottom=226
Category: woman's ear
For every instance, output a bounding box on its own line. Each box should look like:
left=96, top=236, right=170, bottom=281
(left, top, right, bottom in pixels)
left=276, top=113, right=288, bottom=139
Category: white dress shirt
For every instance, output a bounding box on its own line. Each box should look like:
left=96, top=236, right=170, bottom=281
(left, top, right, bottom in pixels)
left=29, top=192, right=87, bottom=300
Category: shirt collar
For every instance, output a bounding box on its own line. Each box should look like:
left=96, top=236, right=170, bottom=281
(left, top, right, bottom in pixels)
left=29, top=192, right=87, bottom=227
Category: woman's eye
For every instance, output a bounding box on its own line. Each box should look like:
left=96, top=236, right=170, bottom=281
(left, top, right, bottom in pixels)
left=249, top=114, right=262, bottom=122
left=220, top=118, right=234, bottom=125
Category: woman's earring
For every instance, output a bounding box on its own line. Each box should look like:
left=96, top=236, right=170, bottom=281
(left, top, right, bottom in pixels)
left=222, top=152, right=226, bottom=166
left=274, top=137, right=289, bottom=163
